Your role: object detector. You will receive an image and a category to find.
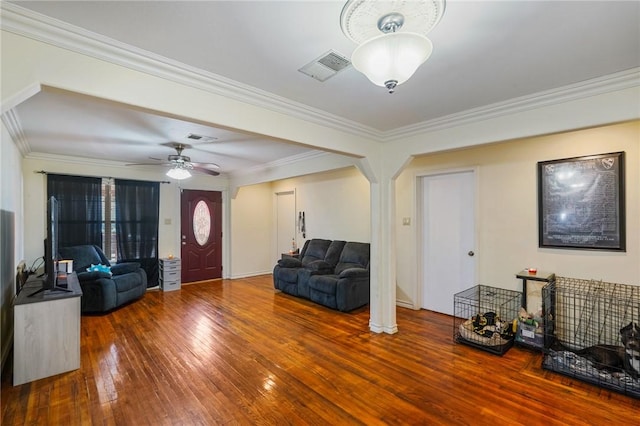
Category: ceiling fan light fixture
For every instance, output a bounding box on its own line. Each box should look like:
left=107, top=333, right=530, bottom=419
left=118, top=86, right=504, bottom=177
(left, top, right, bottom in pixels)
left=166, top=166, right=192, bottom=180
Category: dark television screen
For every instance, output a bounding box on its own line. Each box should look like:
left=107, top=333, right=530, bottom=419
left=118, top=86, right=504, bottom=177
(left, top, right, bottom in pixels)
left=44, top=196, right=59, bottom=290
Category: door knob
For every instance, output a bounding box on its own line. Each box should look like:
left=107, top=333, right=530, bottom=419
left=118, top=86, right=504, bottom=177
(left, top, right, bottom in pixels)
left=468, top=251, right=475, bottom=256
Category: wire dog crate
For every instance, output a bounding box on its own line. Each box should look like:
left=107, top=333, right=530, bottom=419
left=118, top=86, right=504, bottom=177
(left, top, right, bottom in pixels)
left=543, top=277, right=640, bottom=398
left=453, top=285, right=521, bottom=355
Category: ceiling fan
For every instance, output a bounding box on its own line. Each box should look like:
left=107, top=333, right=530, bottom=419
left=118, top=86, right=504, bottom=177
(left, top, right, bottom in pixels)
left=127, top=143, right=220, bottom=179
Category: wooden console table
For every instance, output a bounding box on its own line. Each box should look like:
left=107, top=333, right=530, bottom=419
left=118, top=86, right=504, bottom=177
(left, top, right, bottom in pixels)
left=13, top=272, right=82, bottom=385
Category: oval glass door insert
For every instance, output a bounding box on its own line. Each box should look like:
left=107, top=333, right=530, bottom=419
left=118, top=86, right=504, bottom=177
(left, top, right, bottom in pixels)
left=193, top=200, right=211, bottom=246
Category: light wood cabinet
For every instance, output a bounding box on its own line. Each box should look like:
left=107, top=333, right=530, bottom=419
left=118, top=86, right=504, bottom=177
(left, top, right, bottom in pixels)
left=13, top=273, right=82, bottom=385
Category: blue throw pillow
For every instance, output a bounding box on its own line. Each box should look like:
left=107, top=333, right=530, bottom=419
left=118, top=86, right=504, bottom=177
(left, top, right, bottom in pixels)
left=86, top=264, right=112, bottom=276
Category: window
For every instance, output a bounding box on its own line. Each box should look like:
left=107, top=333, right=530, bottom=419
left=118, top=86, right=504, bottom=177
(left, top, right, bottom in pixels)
left=48, top=174, right=160, bottom=286
left=102, top=179, right=117, bottom=262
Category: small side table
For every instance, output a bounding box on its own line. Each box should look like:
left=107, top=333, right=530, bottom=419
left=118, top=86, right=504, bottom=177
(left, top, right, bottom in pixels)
left=281, top=253, right=300, bottom=260
left=515, top=270, right=555, bottom=311
left=515, top=270, right=555, bottom=350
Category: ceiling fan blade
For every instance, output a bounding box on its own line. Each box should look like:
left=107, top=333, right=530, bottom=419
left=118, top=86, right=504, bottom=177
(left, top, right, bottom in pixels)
left=126, top=162, right=172, bottom=166
left=191, top=161, right=221, bottom=169
left=192, top=166, right=220, bottom=176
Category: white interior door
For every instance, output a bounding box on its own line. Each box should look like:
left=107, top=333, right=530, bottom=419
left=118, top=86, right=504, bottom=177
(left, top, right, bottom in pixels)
left=420, top=170, right=476, bottom=315
left=276, top=191, right=296, bottom=261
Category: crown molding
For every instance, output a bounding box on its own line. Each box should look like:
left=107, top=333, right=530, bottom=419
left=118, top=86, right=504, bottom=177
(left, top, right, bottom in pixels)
left=24, top=152, right=133, bottom=168
left=382, top=67, right=640, bottom=142
left=1, top=109, right=31, bottom=156
left=2, top=3, right=638, bottom=148
left=229, top=150, right=331, bottom=178
left=0, top=3, right=382, bottom=142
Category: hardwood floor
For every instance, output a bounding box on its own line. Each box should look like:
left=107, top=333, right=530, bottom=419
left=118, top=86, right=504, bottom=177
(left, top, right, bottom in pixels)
left=2, top=275, right=638, bottom=425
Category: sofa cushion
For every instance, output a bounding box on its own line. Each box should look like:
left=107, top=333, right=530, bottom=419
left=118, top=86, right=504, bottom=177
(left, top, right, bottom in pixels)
left=308, top=274, right=339, bottom=294
left=111, top=262, right=141, bottom=275
left=335, top=242, right=370, bottom=275
left=301, top=239, right=332, bottom=265
left=59, top=245, right=111, bottom=272
left=305, top=260, right=333, bottom=273
left=324, top=240, right=346, bottom=267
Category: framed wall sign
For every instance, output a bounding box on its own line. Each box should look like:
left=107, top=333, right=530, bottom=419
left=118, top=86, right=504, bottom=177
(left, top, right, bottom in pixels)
left=538, top=152, right=625, bottom=251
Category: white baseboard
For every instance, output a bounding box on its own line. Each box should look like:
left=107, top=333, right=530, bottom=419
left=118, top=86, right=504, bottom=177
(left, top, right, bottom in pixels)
left=229, top=270, right=272, bottom=280
left=396, top=299, right=418, bottom=310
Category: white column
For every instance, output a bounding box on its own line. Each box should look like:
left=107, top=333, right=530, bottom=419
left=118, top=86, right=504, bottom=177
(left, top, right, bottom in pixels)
left=369, top=177, right=398, bottom=333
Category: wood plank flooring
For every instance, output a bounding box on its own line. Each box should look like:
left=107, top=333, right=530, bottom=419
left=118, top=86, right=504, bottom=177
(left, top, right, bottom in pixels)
left=2, top=275, right=638, bottom=425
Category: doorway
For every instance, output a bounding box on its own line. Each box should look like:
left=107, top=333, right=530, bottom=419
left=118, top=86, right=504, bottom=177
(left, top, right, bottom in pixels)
left=275, top=190, right=296, bottom=262
left=180, top=190, right=222, bottom=283
left=419, top=169, right=476, bottom=315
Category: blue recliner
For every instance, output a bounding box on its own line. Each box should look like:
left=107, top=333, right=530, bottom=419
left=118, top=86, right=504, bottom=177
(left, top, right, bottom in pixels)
left=59, top=245, right=147, bottom=313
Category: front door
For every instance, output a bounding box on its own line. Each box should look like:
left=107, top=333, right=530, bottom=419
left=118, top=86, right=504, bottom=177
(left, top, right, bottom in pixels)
left=180, top=190, right=222, bottom=283
left=420, top=170, right=476, bottom=315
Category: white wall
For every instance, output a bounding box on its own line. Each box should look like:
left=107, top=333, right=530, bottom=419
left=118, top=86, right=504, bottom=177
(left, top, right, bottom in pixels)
left=272, top=167, right=371, bottom=245
left=1, top=121, right=24, bottom=368
left=230, top=182, right=273, bottom=278
left=395, top=121, right=640, bottom=307
left=229, top=167, right=371, bottom=279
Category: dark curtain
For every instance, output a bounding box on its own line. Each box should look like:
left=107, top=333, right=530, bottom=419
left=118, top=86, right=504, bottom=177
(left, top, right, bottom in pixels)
left=115, top=179, right=159, bottom=287
left=47, top=174, right=102, bottom=248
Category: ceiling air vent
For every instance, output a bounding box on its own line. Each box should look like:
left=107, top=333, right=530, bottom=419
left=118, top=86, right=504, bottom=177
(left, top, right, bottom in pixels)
left=186, top=133, right=217, bottom=143
left=299, top=50, right=351, bottom=82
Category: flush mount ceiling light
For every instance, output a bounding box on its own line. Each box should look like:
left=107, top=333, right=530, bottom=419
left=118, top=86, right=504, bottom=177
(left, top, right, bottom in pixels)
left=340, top=0, right=446, bottom=93
left=166, top=163, right=192, bottom=180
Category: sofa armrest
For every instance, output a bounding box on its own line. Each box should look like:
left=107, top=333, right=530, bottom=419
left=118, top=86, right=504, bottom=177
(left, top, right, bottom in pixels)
left=278, top=257, right=302, bottom=268
left=111, top=262, right=141, bottom=276
left=77, top=271, right=112, bottom=281
left=339, top=267, right=369, bottom=279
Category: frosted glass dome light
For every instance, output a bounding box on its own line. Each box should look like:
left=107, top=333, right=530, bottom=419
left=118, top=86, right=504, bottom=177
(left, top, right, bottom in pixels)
left=351, top=32, right=433, bottom=93
left=340, top=0, right=445, bottom=93
left=166, top=166, right=192, bottom=180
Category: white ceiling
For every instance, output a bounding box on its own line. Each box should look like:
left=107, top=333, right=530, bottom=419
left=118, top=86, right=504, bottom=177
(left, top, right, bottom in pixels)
left=4, top=1, right=640, bottom=175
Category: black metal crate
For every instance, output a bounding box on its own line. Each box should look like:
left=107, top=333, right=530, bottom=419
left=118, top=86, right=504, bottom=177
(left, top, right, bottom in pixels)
left=453, top=285, right=521, bottom=355
left=543, top=277, right=640, bottom=398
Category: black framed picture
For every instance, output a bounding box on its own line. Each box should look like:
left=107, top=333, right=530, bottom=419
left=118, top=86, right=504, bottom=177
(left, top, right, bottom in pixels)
left=538, top=152, right=625, bottom=251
